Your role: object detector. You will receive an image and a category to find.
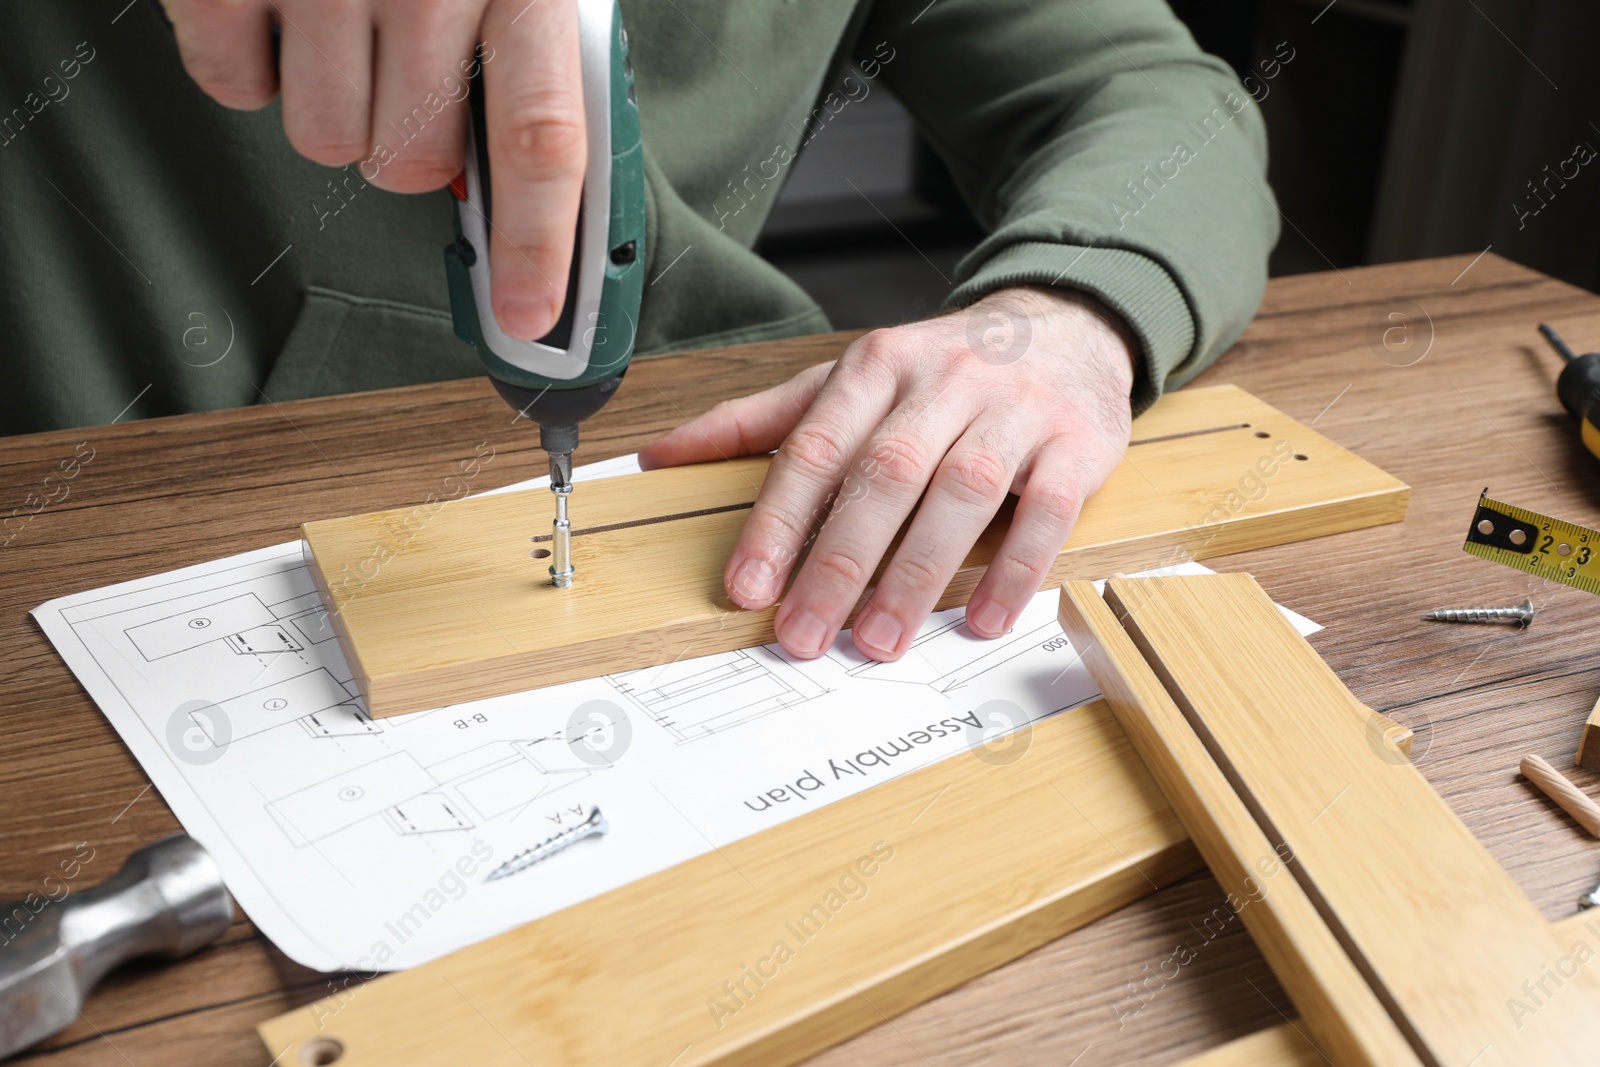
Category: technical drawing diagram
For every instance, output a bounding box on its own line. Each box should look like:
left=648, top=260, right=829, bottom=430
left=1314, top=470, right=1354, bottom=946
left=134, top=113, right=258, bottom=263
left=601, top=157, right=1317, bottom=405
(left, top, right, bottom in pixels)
left=224, top=623, right=304, bottom=656
left=607, top=649, right=829, bottom=744
left=285, top=602, right=338, bottom=646
left=191, top=667, right=365, bottom=744
left=299, top=703, right=383, bottom=739
left=434, top=737, right=594, bottom=821
left=383, top=793, right=474, bottom=836
left=35, top=510, right=1123, bottom=973
left=124, top=589, right=336, bottom=664
left=826, top=616, right=1064, bottom=694
left=268, top=752, right=438, bottom=846
left=126, top=593, right=276, bottom=660
left=264, top=730, right=611, bottom=848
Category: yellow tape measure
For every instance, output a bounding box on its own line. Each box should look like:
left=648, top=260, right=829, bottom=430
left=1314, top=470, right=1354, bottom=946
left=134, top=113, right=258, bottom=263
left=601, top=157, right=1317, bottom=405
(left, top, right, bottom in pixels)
left=1463, top=491, right=1600, bottom=594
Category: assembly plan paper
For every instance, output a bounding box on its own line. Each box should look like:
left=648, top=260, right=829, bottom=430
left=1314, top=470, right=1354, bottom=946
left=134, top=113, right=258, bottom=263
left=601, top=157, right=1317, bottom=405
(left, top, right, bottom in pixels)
left=33, top=455, right=1318, bottom=973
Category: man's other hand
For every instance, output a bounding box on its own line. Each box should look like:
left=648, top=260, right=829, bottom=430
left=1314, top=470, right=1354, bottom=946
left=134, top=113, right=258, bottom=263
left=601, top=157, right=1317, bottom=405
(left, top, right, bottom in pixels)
left=639, top=287, right=1139, bottom=662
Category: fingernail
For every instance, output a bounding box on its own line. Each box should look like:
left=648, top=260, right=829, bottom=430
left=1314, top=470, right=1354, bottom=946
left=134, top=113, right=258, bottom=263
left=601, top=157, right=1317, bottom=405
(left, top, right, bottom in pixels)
left=729, top=557, right=783, bottom=606
left=780, top=609, right=831, bottom=657
left=497, top=299, right=550, bottom=341
left=854, top=607, right=903, bottom=655
left=968, top=599, right=1010, bottom=637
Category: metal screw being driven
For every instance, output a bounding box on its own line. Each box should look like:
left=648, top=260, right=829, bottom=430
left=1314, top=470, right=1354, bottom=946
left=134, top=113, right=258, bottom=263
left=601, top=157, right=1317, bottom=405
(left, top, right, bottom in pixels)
left=546, top=446, right=576, bottom=589
left=1422, top=597, right=1534, bottom=626
left=550, top=481, right=575, bottom=588
left=484, top=806, right=608, bottom=882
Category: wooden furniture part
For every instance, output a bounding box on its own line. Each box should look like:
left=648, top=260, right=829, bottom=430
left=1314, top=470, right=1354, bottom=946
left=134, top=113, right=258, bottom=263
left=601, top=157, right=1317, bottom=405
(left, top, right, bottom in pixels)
left=16, top=253, right=1600, bottom=1065
left=303, top=384, right=1410, bottom=717
left=1576, top=694, right=1600, bottom=772
left=1081, top=574, right=1600, bottom=1065
left=1174, top=911, right=1600, bottom=1067
left=258, top=699, right=1200, bottom=1066
left=1057, top=581, right=1420, bottom=1067
left=1176, top=1024, right=1323, bottom=1067
left=257, top=580, right=1418, bottom=1067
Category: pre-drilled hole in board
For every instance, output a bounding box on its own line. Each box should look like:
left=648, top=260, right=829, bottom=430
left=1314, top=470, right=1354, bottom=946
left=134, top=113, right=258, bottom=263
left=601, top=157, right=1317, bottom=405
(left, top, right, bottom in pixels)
left=1254, top=431, right=1270, bottom=438
left=1294, top=454, right=1309, bottom=461
left=299, top=1037, right=344, bottom=1065
left=531, top=548, right=552, bottom=559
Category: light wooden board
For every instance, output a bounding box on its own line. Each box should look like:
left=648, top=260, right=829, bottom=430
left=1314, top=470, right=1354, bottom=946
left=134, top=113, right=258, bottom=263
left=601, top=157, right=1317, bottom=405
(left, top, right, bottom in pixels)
left=1057, top=581, right=1420, bottom=1067
left=1576, top=694, right=1600, bottom=772
left=258, top=699, right=1199, bottom=1066
left=303, top=384, right=1410, bottom=717
left=1176, top=911, right=1600, bottom=1067
left=1176, top=1023, right=1323, bottom=1067
left=1102, top=574, right=1600, bottom=1065
left=256, top=589, right=1410, bottom=1067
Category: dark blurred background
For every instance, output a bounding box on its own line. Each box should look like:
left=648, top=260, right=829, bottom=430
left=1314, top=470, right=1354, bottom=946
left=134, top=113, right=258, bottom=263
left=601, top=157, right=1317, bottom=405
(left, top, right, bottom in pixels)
left=759, top=0, right=1600, bottom=329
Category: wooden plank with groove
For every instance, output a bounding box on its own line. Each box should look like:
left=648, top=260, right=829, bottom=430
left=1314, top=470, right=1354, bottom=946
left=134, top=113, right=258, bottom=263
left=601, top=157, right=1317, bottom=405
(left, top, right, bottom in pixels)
left=254, top=581, right=1420, bottom=1067
left=1175, top=910, right=1600, bottom=1066
left=1057, top=580, right=1420, bottom=1067
left=303, top=384, right=1410, bottom=717
left=1102, top=573, right=1600, bottom=1065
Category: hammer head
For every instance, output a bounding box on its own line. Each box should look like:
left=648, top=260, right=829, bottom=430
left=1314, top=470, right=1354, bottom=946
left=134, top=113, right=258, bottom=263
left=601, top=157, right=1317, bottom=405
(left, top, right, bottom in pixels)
left=0, top=835, right=233, bottom=1057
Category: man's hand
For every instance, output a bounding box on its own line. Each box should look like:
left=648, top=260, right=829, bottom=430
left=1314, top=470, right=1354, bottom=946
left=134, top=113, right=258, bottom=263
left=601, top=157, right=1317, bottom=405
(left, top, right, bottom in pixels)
left=163, top=0, right=582, bottom=340
left=639, top=286, right=1139, bottom=661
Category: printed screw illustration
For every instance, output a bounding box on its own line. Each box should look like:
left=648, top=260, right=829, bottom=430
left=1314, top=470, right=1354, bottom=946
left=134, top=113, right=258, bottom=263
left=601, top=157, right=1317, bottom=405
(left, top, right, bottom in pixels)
left=484, top=807, right=608, bottom=883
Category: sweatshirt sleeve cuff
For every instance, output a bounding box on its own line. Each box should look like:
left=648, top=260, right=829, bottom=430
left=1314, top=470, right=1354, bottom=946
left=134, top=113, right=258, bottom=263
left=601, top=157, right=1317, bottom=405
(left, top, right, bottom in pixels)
left=943, top=241, right=1196, bottom=416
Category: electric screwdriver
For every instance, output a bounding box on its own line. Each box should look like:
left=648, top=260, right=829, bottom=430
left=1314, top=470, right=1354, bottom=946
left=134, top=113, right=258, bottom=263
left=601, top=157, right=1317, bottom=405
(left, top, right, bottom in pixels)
left=444, top=0, right=646, bottom=587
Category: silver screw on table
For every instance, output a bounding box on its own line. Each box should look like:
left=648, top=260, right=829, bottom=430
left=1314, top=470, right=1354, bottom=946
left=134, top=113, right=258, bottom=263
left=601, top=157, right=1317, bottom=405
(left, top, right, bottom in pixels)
left=1422, top=597, right=1534, bottom=626
left=485, top=807, right=608, bottom=882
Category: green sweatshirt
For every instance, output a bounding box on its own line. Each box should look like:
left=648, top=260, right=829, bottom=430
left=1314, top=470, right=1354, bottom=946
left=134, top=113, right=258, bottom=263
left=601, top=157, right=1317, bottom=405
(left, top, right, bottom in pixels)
left=0, top=0, right=1276, bottom=436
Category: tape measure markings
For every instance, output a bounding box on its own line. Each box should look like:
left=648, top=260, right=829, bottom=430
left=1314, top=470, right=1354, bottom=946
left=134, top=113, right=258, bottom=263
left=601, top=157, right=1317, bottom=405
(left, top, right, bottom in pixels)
left=1462, top=492, right=1600, bottom=595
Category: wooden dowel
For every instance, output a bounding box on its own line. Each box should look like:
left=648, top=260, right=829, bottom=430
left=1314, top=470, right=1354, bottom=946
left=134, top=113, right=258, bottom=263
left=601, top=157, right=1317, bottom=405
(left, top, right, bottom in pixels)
left=1521, top=753, right=1600, bottom=837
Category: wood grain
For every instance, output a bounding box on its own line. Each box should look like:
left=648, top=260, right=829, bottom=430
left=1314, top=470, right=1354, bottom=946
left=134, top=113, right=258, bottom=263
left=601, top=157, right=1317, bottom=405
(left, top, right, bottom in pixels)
left=1106, top=573, right=1600, bottom=1064
left=1057, top=581, right=1419, bottom=1066
left=1175, top=910, right=1600, bottom=1066
left=7, top=254, right=1600, bottom=1065
left=302, top=385, right=1409, bottom=716
left=257, top=700, right=1197, bottom=1066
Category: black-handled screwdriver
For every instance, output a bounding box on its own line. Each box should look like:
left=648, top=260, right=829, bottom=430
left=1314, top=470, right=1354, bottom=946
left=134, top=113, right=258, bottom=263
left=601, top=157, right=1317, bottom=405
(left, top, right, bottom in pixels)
left=1538, top=323, right=1600, bottom=463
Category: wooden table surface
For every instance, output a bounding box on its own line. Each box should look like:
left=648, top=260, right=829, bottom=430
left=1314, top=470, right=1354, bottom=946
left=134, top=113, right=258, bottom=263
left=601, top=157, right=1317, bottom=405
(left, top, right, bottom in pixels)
left=5, top=253, right=1600, bottom=1065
